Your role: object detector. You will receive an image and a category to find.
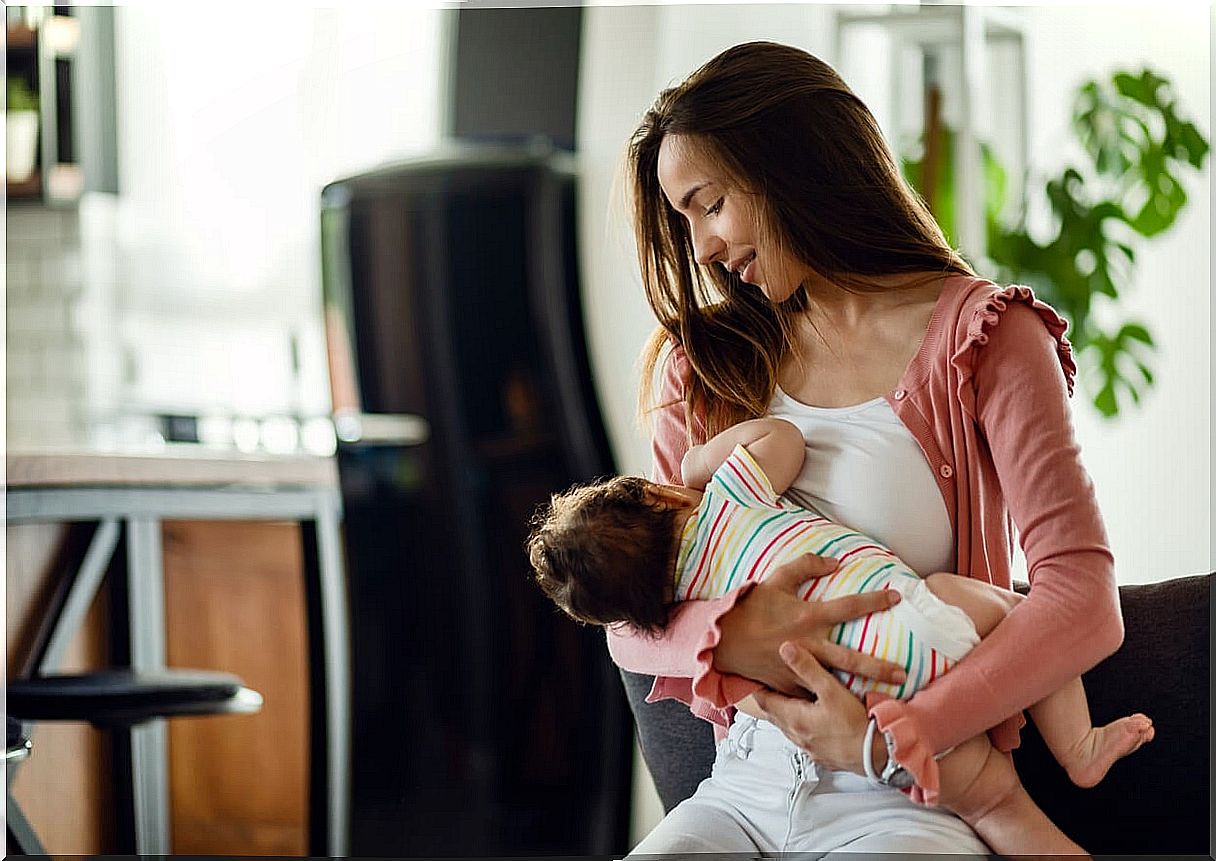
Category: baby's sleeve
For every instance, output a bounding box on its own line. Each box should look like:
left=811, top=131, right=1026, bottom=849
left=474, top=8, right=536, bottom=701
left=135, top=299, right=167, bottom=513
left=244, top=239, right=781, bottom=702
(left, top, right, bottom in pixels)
left=706, top=444, right=783, bottom=509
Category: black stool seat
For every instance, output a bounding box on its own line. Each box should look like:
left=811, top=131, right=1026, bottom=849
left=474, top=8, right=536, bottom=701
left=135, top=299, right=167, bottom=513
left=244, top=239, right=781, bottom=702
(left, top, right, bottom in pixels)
left=7, top=669, right=263, bottom=726
left=6, top=717, right=32, bottom=763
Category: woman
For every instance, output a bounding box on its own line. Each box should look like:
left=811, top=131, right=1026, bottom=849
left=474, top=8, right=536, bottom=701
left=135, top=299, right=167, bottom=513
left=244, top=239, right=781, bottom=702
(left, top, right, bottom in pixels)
left=609, top=41, right=1122, bottom=854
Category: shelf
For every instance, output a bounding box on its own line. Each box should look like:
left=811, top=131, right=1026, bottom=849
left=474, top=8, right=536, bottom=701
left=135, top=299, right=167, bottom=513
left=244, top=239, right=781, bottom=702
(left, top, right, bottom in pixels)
left=6, top=23, right=37, bottom=50
left=837, top=6, right=1026, bottom=46
left=7, top=171, right=43, bottom=200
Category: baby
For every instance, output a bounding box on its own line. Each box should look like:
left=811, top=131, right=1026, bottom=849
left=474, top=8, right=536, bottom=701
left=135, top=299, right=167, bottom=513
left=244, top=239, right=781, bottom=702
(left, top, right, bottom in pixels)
left=527, top=417, right=1153, bottom=837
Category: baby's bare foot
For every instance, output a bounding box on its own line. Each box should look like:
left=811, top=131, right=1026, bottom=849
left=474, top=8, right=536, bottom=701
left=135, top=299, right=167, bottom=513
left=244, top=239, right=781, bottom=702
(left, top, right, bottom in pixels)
left=1065, top=714, right=1154, bottom=788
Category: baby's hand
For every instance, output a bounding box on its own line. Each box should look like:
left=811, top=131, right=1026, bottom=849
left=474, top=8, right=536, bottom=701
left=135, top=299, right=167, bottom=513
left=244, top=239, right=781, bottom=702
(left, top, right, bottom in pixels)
left=680, top=445, right=709, bottom=490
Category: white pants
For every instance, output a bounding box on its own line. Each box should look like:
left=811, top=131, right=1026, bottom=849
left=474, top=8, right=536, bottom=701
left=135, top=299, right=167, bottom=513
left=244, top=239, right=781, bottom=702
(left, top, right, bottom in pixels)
left=629, top=714, right=990, bottom=858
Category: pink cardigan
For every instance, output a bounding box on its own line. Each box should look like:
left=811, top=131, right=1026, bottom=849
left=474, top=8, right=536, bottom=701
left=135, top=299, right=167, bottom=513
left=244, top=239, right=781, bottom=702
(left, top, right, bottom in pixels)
left=607, top=275, right=1124, bottom=802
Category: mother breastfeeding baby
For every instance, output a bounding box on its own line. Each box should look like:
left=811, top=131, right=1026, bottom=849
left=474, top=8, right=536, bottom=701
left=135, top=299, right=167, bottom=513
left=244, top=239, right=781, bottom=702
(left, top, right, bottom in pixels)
left=531, top=41, right=1150, bottom=856
left=529, top=417, right=1152, bottom=854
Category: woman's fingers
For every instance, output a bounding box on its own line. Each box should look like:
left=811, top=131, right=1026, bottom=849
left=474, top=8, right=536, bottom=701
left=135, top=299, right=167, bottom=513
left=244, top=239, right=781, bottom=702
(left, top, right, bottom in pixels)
left=766, top=553, right=840, bottom=594
left=754, top=640, right=875, bottom=773
left=813, top=640, right=908, bottom=685
left=751, top=686, right=811, bottom=729
left=766, top=665, right=818, bottom=698
left=816, top=588, right=901, bottom=625
left=776, top=639, right=838, bottom=690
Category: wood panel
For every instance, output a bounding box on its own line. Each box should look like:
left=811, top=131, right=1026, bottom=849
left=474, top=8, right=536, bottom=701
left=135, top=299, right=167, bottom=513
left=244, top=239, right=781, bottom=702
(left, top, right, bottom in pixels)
left=162, top=520, right=310, bottom=856
left=6, top=522, right=112, bottom=855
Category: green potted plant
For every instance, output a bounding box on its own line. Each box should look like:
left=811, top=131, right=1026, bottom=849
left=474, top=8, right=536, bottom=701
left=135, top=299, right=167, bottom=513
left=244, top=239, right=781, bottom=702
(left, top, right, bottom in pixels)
left=6, top=76, right=40, bottom=183
left=904, top=68, right=1209, bottom=417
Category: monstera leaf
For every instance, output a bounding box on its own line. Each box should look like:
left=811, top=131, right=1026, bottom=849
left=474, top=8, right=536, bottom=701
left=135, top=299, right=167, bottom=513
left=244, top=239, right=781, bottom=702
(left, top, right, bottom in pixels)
left=1074, top=69, right=1209, bottom=238
left=904, top=66, right=1208, bottom=418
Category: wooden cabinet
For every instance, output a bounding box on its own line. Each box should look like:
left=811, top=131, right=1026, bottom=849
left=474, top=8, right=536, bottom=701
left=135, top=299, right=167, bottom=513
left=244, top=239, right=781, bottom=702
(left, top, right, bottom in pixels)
left=164, top=520, right=310, bottom=855
left=7, top=520, right=312, bottom=855
left=6, top=522, right=113, bottom=855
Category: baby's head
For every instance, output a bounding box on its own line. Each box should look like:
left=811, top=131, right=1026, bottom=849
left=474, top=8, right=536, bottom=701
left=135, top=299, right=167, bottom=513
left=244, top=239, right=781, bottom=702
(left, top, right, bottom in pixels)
left=526, top=475, right=695, bottom=633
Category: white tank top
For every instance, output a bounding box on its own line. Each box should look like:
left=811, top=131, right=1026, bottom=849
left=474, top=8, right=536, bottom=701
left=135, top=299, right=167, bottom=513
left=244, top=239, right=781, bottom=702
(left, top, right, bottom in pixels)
left=767, top=387, right=955, bottom=575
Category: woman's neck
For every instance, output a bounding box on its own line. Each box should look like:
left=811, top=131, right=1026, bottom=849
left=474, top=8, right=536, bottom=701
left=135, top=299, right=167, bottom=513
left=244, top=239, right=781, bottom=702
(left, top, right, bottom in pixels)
left=796, top=273, right=944, bottom=338
left=777, top=273, right=947, bottom=404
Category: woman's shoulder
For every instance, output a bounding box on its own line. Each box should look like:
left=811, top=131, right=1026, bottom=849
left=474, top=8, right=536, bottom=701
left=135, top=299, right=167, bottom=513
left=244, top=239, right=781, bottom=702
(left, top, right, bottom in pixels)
left=936, top=274, right=1078, bottom=396
left=939, top=275, right=1069, bottom=343
left=939, top=273, right=1062, bottom=317
left=657, top=339, right=692, bottom=396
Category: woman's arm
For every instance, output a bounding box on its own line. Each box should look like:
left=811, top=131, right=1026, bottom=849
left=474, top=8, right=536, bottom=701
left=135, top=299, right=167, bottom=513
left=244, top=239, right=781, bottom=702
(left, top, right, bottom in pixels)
left=855, top=294, right=1122, bottom=801
left=755, top=294, right=1123, bottom=792
left=872, top=299, right=1122, bottom=751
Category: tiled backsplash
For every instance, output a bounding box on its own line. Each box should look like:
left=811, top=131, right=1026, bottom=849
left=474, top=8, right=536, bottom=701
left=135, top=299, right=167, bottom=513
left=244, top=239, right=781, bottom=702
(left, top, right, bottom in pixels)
left=6, top=204, right=91, bottom=446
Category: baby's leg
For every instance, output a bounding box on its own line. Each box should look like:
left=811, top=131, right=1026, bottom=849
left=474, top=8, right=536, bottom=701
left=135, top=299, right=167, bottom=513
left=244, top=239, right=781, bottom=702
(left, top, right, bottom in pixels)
left=934, top=732, right=1086, bottom=855
left=922, top=571, right=1021, bottom=638
left=1022, top=671, right=1153, bottom=788
left=924, top=573, right=1154, bottom=788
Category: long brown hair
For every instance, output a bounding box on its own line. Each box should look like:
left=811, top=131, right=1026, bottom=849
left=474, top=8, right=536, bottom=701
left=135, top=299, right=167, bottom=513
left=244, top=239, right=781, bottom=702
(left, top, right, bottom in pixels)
left=630, top=41, right=973, bottom=439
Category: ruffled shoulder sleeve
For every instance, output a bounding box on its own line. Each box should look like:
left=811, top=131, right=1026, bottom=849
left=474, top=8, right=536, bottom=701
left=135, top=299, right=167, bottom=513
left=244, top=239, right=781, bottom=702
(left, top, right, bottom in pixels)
left=950, top=284, right=1078, bottom=420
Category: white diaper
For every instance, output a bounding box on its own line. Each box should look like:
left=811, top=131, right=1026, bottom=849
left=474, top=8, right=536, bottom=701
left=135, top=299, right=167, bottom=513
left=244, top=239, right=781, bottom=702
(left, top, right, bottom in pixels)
left=887, top=576, right=981, bottom=663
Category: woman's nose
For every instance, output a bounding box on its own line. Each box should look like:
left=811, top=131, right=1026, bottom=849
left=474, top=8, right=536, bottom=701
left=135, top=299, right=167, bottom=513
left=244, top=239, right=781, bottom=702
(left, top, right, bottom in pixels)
left=693, top=232, right=726, bottom=266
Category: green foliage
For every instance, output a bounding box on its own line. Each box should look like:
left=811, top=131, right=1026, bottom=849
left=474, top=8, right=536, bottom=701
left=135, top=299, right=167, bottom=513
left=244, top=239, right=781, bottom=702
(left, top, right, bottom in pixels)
left=903, top=68, right=1208, bottom=418
left=6, top=77, right=39, bottom=113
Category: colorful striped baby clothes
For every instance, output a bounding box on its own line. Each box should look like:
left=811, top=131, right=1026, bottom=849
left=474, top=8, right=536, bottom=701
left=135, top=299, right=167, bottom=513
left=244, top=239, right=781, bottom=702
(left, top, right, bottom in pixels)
left=674, top=445, right=980, bottom=700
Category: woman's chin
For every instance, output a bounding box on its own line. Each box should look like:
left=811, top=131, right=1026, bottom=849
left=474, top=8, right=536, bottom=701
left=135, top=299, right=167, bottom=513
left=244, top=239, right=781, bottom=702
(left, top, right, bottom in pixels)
left=759, top=281, right=801, bottom=304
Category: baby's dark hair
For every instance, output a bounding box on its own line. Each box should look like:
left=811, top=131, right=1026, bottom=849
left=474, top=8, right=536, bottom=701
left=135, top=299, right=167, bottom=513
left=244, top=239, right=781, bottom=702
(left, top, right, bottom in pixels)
left=526, top=475, right=681, bottom=633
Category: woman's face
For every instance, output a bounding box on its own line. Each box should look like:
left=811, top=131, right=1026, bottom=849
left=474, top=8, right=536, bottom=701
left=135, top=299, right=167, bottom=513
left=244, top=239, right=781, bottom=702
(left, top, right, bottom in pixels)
left=656, top=134, right=810, bottom=303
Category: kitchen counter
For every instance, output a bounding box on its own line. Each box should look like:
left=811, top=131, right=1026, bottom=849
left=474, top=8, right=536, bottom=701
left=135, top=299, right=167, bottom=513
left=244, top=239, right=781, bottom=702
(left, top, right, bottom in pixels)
left=6, top=445, right=339, bottom=489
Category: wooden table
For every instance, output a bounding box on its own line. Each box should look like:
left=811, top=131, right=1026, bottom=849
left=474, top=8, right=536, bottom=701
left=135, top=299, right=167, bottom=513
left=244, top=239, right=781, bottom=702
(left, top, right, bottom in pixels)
left=5, top=447, right=350, bottom=856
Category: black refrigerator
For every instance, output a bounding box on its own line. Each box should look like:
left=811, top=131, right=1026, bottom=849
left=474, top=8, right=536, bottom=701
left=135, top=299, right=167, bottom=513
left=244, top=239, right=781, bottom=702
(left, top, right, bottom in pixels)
left=319, top=145, right=633, bottom=856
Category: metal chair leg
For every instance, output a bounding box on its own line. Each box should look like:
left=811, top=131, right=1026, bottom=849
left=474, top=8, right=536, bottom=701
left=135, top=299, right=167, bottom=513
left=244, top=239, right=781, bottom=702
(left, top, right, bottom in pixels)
left=7, top=786, right=47, bottom=855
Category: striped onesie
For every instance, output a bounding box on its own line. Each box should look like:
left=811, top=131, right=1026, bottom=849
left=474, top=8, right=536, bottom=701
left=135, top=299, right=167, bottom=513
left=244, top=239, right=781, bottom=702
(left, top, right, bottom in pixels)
left=674, top=445, right=980, bottom=701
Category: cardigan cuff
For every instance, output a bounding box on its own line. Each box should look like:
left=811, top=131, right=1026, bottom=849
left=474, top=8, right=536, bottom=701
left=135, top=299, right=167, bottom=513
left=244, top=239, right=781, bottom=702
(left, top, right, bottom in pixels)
left=688, top=582, right=763, bottom=709
left=867, top=693, right=941, bottom=806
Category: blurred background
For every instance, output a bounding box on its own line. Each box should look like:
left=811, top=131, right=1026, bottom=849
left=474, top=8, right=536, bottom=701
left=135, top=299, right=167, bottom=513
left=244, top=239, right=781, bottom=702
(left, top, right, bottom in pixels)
left=5, top=1, right=1210, bottom=857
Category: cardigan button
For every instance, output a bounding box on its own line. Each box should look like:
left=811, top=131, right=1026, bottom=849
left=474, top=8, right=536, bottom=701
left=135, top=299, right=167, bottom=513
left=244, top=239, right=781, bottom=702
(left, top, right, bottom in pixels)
left=893, top=389, right=907, bottom=400
left=939, top=464, right=954, bottom=479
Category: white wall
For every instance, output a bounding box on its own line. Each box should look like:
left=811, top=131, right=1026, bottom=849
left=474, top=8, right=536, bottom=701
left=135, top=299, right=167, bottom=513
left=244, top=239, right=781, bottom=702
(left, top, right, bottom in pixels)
left=1020, top=4, right=1211, bottom=585
left=578, top=5, right=1210, bottom=842
left=101, top=6, right=446, bottom=444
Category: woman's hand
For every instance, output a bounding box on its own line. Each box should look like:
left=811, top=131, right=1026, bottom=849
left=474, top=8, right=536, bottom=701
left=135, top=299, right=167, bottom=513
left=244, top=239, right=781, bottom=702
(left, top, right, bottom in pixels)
left=751, top=641, right=878, bottom=775
left=713, top=553, right=907, bottom=695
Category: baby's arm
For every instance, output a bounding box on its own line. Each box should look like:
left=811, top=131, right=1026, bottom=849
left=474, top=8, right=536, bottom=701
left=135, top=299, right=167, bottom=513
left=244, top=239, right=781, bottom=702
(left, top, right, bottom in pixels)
left=680, top=418, right=805, bottom=494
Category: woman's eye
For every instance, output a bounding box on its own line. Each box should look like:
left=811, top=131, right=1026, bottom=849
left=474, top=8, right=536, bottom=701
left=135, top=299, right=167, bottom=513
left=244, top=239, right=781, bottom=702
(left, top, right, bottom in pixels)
left=704, top=197, right=724, bottom=217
